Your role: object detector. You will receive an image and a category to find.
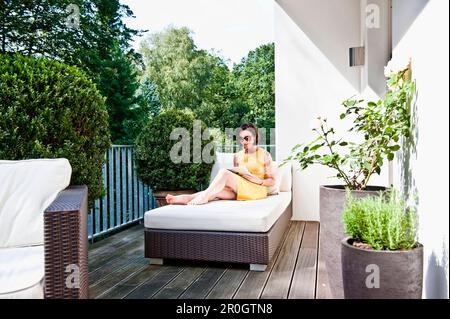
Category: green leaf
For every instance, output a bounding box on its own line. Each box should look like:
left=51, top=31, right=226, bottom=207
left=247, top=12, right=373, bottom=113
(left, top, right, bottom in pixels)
left=310, top=144, right=322, bottom=152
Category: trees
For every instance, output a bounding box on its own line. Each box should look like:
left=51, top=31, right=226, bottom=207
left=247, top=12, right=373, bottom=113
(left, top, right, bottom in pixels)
left=140, top=27, right=275, bottom=137
left=140, top=27, right=230, bottom=113
left=1, top=2, right=276, bottom=144
left=123, top=77, right=162, bottom=144
left=0, top=0, right=142, bottom=144
left=99, top=42, right=140, bottom=144
left=233, top=43, right=275, bottom=131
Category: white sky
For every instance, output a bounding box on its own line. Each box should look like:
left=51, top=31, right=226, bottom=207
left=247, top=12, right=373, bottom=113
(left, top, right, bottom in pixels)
left=120, top=0, right=274, bottom=66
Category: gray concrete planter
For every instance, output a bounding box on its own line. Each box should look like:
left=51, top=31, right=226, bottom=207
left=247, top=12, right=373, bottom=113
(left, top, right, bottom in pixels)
left=319, top=185, right=386, bottom=298
left=341, top=238, right=423, bottom=299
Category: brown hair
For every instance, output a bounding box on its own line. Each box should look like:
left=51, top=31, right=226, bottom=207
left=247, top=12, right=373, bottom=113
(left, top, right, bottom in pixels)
left=238, top=123, right=259, bottom=144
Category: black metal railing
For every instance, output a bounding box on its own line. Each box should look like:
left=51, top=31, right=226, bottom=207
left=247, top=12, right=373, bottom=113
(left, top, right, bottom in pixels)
left=88, top=145, right=154, bottom=241
left=88, top=144, right=276, bottom=241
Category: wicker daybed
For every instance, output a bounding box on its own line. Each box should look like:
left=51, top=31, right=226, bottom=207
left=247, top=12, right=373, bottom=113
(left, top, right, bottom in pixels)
left=144, top=158, right=292, bottom=271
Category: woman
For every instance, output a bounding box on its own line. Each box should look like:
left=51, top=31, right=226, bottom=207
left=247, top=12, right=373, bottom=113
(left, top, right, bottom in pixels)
left=166, top=123, right=276, bottom=205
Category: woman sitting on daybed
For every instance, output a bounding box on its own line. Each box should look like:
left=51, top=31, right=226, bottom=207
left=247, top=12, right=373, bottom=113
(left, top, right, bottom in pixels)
left=166, top=123, right=276, bottom=205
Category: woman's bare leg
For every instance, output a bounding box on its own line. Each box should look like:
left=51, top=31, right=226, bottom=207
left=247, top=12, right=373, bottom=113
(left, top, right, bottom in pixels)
left=166, top=192, right=199, bottom=205
left=188, top=169, right=237, bottom=205
left=208, top=186, right=236, bottom=201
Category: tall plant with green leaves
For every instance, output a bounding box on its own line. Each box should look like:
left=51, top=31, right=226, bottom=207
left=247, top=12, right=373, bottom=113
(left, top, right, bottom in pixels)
left=282, top=67, right=416, bottom=190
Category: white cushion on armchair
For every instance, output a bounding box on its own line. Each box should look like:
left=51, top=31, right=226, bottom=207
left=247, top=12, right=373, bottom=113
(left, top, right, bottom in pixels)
left=0, top=159, right=71, bottom=299
left=0, top=158, right=72, bottom=247
left=0, top=246, right=45, bottom=298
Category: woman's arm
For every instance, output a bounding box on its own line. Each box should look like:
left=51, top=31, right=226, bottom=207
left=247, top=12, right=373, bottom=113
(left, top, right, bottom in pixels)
left=242, top=151, right=276, bottom=187
left=261, top=151, right=276, bottom=187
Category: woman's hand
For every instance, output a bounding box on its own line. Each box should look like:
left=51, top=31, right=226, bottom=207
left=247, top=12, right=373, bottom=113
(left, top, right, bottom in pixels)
left=242, top=174, right=263, bottom=185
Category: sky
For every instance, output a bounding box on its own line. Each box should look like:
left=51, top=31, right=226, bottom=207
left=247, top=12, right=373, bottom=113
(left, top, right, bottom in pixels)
left=120, top=0, right=274, bottom=66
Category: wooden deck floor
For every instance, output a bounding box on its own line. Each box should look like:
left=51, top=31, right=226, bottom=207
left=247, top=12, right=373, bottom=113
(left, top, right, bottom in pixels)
left=88, top=221, right=331, bottom=299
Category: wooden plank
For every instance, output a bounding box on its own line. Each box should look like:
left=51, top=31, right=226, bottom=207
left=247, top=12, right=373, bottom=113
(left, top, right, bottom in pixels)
left=90, top=257, right=148, bottom=298
left=125, top=266, right=184, bottom=299
left=88, top=224, right=143, bottom=257
left=89, top=237, right=143, bottom=274
left=288, top=221, right=319, bottom=299
left=178, top=267, right=228, bottom=299
left=152, top=267, right=206, bottom=299
left=234, top=222, right=292, bottom=299
left=260, top=221, right=305, bottom=299
left=316, top=223, right=332, bottom=299
left=96, top=265, right=164, bottom=299
left=206, top=268, right=248, bottom=299
left=89, top=241, right=144, bottom=286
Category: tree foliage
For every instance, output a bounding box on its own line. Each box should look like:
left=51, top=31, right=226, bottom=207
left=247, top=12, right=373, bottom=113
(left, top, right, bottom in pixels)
left=140, top=27, right=230, bottom=113
left=140, top=27, right=275, bottom=137
left=0, top=0, right=142, bottom=143
left=233, top=43, right=275, bottom=130
left=135, top=108, right=214, bottom=191
left=0, top=54, right=111, bottom=200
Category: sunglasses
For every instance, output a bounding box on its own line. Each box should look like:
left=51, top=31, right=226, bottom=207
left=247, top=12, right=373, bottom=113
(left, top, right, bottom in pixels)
left=239, top=136, right=252, bottom=142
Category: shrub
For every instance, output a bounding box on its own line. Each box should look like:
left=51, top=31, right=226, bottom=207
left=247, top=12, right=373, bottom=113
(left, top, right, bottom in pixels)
left=342, top=189, right=418, bottom=250
left=0, top=54, right=111, bottom=200
left=135, top=108, right=215, bottom=191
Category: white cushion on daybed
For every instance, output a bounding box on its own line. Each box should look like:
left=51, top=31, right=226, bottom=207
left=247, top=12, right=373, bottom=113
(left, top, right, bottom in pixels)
left=0, top=246, right=44, bottom=299
left=144, top=191, right=291, bottom=233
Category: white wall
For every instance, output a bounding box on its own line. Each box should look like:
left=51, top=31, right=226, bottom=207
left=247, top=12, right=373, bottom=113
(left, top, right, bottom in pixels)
left=275, top=0, right=389, bottom=220
left=361, top=0, right=392, bottom=97
left=391, top=0, right=449, bottom=299
left=275, top=0, right=449, bottom=299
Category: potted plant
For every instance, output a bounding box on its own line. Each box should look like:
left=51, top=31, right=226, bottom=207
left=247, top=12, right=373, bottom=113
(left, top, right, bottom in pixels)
left=135, top=108, right=215, bottom=207
left=281, top=64, right=415, bottom=297
left=341, top=189, right=422, bottom=299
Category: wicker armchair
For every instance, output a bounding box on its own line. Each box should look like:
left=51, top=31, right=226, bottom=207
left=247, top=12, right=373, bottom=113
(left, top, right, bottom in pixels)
left=43, top=185, right=89, bottom=299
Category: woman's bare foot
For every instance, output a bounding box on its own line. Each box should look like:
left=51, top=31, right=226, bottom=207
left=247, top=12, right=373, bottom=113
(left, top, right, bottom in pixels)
left=165, top=193, right=195, bottom=205
left=187, top=191, right=210, bottom=205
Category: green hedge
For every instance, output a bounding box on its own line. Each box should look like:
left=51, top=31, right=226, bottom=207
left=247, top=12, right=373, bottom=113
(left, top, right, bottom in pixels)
left=0, top=54, right=111, bottom=200
left=135, top=108, right=215, bottom=191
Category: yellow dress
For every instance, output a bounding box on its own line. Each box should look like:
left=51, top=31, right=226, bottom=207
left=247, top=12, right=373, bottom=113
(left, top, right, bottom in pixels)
left=234, top=147, right=268, bottom=201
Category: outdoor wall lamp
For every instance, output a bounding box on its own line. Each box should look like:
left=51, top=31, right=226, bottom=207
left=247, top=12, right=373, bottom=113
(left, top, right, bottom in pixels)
left=349, top=46, right=365, bottom=66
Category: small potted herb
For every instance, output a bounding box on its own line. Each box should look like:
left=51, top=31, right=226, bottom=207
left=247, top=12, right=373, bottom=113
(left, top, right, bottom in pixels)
left=341, top=189, right=423, bottom=299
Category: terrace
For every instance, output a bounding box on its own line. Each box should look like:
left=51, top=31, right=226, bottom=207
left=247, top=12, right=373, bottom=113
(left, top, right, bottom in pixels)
left=0, top=0, right=448, bottom=300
